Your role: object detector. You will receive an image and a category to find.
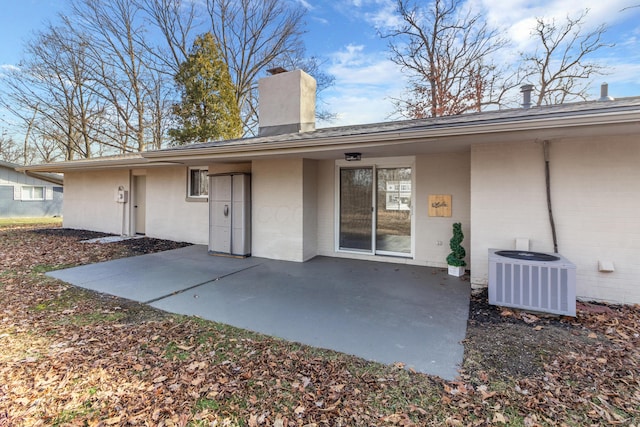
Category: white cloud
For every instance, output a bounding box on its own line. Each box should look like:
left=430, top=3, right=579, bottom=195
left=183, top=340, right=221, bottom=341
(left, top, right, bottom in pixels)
left=314, top=0, right=640, bottom=127
left=0, top=64, right=20, bottom=73
left=363, top=1, right=401, bottom=30
left=331, top=0, right=400, bottom=30
left=320, top=44, right=407, bottom=126
left=479, top=0, right=638, bottom=51
left=311, top=16, right=329, bottom=25
left=0, top=64, right=20, bottom=79
left=297, top=0, right=314, bottom=10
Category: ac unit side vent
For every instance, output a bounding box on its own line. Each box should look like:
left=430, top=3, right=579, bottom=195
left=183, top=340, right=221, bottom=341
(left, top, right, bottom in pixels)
left=488, top=249, right=576, bottom=317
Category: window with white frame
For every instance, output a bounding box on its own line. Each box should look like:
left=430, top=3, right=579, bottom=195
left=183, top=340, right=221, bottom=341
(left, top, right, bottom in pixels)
left=188, top=167, right=208, bottom=198
left=21, top=186, right=45, bottom=201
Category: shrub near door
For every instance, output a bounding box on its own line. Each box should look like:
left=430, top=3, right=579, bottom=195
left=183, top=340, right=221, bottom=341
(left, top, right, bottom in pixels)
left=447, top=222, right=466, bottom=277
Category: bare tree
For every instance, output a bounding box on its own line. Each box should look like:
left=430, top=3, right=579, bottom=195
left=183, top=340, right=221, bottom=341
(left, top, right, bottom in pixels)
left=138, top=0, right=198, bottom=74
left=142, top=0, right=324, bottom=134
left=205, top=0, right=307, bottom=132
left=3, top=0, right=328, bottom=160
left=278, top=52, right=337, bottom=123
left=383, top=0, right=508, bottom=118
left=1, top=23, right=105, bottom=160
left=521, top=10, right=611, bottom=106
left=0, top=132, right=22, bottom=163
left=70, top=0, right=164, bottom=152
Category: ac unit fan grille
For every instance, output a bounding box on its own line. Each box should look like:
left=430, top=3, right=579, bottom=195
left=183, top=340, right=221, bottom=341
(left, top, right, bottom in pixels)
left=489, top=249, right=576, bottom=316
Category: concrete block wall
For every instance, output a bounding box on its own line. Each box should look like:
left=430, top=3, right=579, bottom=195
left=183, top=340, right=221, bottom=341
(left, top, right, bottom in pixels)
left=144, top=166, right=208, bottom=244
left=63, top=170, right=130, bottom=234
left=251, top=158, right=306, bottom=261
left=470, top=135, right=640, bottom=304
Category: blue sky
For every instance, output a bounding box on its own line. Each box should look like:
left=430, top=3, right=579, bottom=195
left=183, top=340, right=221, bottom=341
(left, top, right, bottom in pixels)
left=1, top=0, right=639, bottom=128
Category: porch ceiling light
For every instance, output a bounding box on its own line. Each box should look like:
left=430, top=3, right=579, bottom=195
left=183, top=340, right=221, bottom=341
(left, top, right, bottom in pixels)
left=344, top=152, right=361, bottom=161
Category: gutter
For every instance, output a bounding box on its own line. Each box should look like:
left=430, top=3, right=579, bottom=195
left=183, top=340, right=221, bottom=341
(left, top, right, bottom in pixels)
left=142, top=110, right=640, bottom=161
left=18, top=108, right=640, bottom=172
left=17, top=158, right=182, bottom=173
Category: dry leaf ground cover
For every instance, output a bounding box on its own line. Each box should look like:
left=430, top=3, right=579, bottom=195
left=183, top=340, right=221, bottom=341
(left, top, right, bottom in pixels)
left=0, top=224, right=638, bottom=426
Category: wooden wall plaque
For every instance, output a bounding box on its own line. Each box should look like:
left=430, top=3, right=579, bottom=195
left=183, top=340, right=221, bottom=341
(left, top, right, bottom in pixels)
left=428, top=194, right=452, bottom=217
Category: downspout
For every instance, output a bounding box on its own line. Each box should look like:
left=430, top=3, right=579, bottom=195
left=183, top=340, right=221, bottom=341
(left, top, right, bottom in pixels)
left=543, top=141, right=558, bottom=253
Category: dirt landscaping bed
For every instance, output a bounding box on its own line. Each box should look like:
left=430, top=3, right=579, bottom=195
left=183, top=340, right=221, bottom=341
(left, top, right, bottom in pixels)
left=1, top=224, right=638, bottom=426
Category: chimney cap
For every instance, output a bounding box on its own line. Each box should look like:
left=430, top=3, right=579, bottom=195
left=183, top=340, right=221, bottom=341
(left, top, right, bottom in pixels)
left=267, top=67, right=288, bottom=75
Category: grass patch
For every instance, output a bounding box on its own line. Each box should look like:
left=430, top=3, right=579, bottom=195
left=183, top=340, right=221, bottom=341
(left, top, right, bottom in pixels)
left=32, top=263, right=75, bottom=274
left=60, top=311, right=127, bottom=326
left=30, top=287, right=87, bottom=313
left=50, top=401, right=97, bottom=427
left=164, top=341, right=192, bottom=361
left=0, top=217, right=62, bottom=228
left=194, top=397, right=220, bottom=412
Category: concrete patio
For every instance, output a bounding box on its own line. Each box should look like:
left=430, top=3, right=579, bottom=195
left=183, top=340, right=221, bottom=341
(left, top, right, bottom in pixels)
left=48, top=245, right=470, bottom=380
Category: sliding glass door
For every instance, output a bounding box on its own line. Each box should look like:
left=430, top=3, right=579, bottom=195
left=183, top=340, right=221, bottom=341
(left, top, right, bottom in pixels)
left=339, top=168, right=373, bottom=251
left=376, top=168, right=412, bottom=255
left=339, top=166, right=412, bottom=257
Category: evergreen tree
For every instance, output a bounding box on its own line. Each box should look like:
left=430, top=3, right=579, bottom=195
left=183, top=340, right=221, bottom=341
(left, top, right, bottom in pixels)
left=169, top=33, right=242, bottom=144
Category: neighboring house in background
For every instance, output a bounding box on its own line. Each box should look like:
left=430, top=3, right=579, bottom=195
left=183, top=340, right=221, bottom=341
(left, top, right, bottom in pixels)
left=0, top=160, right=64, bottom=218
left=22, top=70, right=640, bottom=305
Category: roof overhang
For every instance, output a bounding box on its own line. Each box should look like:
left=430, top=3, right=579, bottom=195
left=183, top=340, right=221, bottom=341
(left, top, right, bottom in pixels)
left=25, top=171, right=64, bottom=186
left=17, top=155, right=181, bottom=173
left=142, top=110, right=640, bottom=163
left=17, top=105, right=640, bottom=172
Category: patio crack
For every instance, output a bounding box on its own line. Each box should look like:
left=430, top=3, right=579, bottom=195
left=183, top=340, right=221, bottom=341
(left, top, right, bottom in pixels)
left=143, top=263, right=264, bottom=304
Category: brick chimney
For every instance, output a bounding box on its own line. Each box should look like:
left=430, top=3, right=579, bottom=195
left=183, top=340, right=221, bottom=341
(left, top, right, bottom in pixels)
left=258, top=69, right=316, bottom=136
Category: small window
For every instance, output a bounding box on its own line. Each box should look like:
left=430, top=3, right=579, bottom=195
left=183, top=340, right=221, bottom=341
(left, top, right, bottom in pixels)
left=188, top=167, right=208, bottom=198
left=21, top=186, right=45, bottom=201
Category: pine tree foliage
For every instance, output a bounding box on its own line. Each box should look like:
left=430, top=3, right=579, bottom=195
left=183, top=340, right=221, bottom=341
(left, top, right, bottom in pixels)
left=169, top=33, right=242, bottom=144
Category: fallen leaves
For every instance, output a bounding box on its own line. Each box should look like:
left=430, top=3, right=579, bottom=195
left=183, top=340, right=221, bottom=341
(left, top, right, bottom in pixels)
left=1, top=225, right=639, bottom=426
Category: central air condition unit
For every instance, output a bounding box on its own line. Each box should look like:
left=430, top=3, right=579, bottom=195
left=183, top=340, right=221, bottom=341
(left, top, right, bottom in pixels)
left=488, top=249, right=576, bottom=316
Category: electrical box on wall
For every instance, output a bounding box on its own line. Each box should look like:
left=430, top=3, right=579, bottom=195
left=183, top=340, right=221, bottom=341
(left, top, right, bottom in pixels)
left=115, top=186, right=128, bottom=203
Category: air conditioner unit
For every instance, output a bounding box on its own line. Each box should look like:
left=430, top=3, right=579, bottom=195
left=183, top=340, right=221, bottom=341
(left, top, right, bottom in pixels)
left=488, top=249, right=576, bottom=317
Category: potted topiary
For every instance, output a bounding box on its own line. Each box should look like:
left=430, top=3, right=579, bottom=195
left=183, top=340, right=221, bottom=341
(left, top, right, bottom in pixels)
left=446, top=222, right=466, bottom=277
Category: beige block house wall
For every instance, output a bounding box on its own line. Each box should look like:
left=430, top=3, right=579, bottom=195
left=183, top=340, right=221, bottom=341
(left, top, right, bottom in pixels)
left=63, top=170, right=131, bottom=234
left=302, top=159, right=319, bottom=261
left=251, top=158, right=306, bottom=261
left=414, top=152, right=471, bottom=268
left=316, top=152, right=471, bottom=268
left=144, top=166, right=209, bottom=244
left=470, top=135, right=640, bottom=304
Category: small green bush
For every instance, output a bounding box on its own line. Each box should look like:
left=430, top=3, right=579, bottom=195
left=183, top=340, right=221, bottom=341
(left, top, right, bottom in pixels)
left=446, top=222, right=466, bottom=267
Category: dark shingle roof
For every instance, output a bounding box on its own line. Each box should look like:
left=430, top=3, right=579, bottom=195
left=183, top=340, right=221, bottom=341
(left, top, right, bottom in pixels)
left=157, top=96, right=640, bottom=153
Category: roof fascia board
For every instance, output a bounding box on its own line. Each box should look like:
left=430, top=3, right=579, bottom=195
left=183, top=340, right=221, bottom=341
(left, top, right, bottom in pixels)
left=143, top=110, right=640, bottom=161
left=16, top=158, right=186, bottom=173
left=16, top=108, right=640, bottom=170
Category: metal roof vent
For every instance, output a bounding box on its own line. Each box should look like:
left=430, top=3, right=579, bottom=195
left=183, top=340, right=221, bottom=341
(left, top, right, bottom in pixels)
left=598, top=83, right=615, bottom=102
left=520, top=84, right=534, bottom=109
